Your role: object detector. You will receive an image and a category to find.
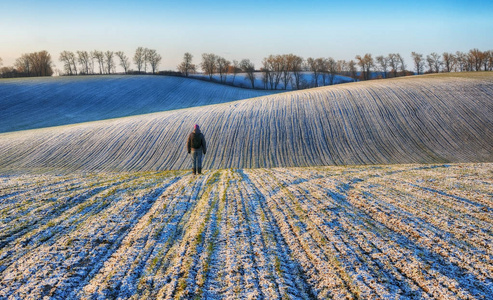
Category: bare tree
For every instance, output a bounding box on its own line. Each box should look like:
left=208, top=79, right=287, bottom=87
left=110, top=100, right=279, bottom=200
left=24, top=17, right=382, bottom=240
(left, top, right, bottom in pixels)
left=32, top=51, right=53, bottom=76
left=387, top=53, right=401, bottom=77
left=348, top=60, right=357, bottom=80
left=469, top=48, right=483, bottom=71
left=231, top=59, right=240, bottom=84
left=104, top=51, right=115, bottom=74
left=261, top=63, right=269, bottom=89
left=411, top=52, right=424, bottom=75
left=291, top=55, right=304, bottom=89
left=261, top=56, right=271, bottom=89
left=426, top=55, right=434, bottom=73
left=59, top=51, right=77, bottom=75
left=240, top=59, right=255, bottom=88
left=306, top=57, right=321, bottom=87
left=355, top=54, right=373, bottom=80
left=216, top=56, right=230, bottom=83
left=466, top=52, right=475, bottom=71
left=77, top=51, right=91, bottom=75
left=426, top=52, right=441, bottom=73
left=92, top=50, right=105, bottom=75
left=177, top=52, right=195, bottom=77
left=455, top=51, right=467, bottom=72
left=143, top=48, right=152, bottom=73
left=375, top=55, right=389, bottom=78
left=115, top=51, right=130, bottom=74
left=485, top=50, right=493, bottom=71
left=336, top=60, right=348, bottom=75
left=327, top=57, right=337, bottom=85
left=442, top=52, right=455, bottom=72
left=58, top=52, right=69, bottom=75
left=273, top=55, right=284, bottom=89
left=479, top=50, right=488, bottom=71
left=480, top=50, right=489, bottom=71
left=147, top=49, right=162, bottom=74
left=397, top=54, right=406, bottom=74
left=15, top=54, right=32, bottom=75
left=0, top=66, right=15, bottom=78
left=279, top=54, right=291, bottom=90
left=15, top=51, right=53, bottom=77
left=262, top=54, right=284, bottom=89
left=29, top=53, right=39, bottom=76
left=70, top=52, right=77, bottom=75
left=318, top=58, right=329, bottom=86
left=133, top=47, right=145, bottom=73
left=89, top=53, right=95, bottom=74
left=201, top=53, right=217, bottom=80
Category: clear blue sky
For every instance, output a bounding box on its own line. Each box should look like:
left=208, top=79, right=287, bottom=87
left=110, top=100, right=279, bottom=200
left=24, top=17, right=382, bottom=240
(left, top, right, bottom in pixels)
left=1, top=0, right=492, bottom=72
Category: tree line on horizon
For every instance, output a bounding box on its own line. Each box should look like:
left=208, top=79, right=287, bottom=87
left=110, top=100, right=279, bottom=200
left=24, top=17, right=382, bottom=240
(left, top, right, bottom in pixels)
left=180, top=49, right=493, bottom=90
left=0, top=47, right=162, bottom=78
left=0, top=51, right=54, bottom=77
left=58, top=47, right=162, bottom=76
left=1, top=48, right=492, bottom=87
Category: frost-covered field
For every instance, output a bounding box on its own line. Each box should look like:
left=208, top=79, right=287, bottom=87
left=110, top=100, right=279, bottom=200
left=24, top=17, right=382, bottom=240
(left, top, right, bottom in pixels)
left=1, top=73, right=492, bottom=299
left=0, top=75, right=275, bottom=133
left=0, top=73, right=491, bottom=173
left=0, top=164, right=491, bottom=299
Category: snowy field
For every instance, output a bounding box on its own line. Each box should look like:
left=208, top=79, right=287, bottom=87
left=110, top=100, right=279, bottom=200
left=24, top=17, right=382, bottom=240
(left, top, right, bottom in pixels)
left=0, top=73, right=491, bottom=173
left=0, top=75, right=275, bottom=133
left=0, top=164, right=491, bottom=299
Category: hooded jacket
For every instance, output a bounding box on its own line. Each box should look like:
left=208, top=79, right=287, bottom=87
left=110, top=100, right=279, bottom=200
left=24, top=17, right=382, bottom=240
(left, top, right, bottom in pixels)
left=187, top=127, right=207, bottom=154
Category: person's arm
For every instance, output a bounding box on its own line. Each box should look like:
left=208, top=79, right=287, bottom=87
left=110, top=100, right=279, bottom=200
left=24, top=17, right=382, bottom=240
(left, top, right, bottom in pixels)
left=202, top=134, right=207, bottom=155
left=187, top=134, right=191, bottom=153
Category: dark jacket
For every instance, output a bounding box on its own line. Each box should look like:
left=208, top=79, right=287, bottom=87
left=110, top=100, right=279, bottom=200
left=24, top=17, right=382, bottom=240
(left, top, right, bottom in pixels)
left=187, top=129, right=207, bottom=154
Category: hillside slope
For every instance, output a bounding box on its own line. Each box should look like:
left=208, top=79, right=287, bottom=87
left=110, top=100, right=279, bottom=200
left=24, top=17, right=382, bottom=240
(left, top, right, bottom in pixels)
left=0, top=73, right=492, bottom=172
left=0, top=75, right=275, bottom=133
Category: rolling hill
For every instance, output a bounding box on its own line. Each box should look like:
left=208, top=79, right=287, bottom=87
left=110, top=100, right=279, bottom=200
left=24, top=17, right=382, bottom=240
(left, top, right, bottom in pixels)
left=0, top=72, right=491, bottom=173
left=0, top=75, right=276, bottom=133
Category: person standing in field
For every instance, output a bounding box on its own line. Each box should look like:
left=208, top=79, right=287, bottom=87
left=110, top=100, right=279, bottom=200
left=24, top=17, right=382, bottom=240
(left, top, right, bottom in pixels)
left=187, top=124, right=207, bottom=175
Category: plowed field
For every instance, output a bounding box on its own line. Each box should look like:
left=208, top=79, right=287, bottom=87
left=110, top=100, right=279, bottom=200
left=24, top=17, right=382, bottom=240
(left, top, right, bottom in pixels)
left=1, top=164, right=491, bottom=299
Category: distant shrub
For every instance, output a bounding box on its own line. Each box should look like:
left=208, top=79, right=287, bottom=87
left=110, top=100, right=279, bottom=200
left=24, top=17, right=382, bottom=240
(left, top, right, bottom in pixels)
left=157, top=70, right=184, bottom=77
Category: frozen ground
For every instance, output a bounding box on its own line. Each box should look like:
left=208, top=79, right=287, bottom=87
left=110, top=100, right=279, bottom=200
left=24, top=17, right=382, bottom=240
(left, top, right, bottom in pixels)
left=0, top=75, right=275, bottom=133
left=0, top=163, right=491, bottom=299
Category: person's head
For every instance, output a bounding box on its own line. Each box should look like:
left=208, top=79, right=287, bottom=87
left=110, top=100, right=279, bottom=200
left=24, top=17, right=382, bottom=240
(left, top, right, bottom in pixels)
left=194, top=124, right=200, bottom=131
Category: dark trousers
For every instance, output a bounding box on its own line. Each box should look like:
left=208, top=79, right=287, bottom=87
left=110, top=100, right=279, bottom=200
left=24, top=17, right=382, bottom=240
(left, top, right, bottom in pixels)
left=191, top=149, right=203, bottom=173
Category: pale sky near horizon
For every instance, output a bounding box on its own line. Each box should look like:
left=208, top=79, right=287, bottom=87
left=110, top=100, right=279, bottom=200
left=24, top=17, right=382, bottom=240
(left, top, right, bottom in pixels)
left=1, top=0, right=492, bottom=72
